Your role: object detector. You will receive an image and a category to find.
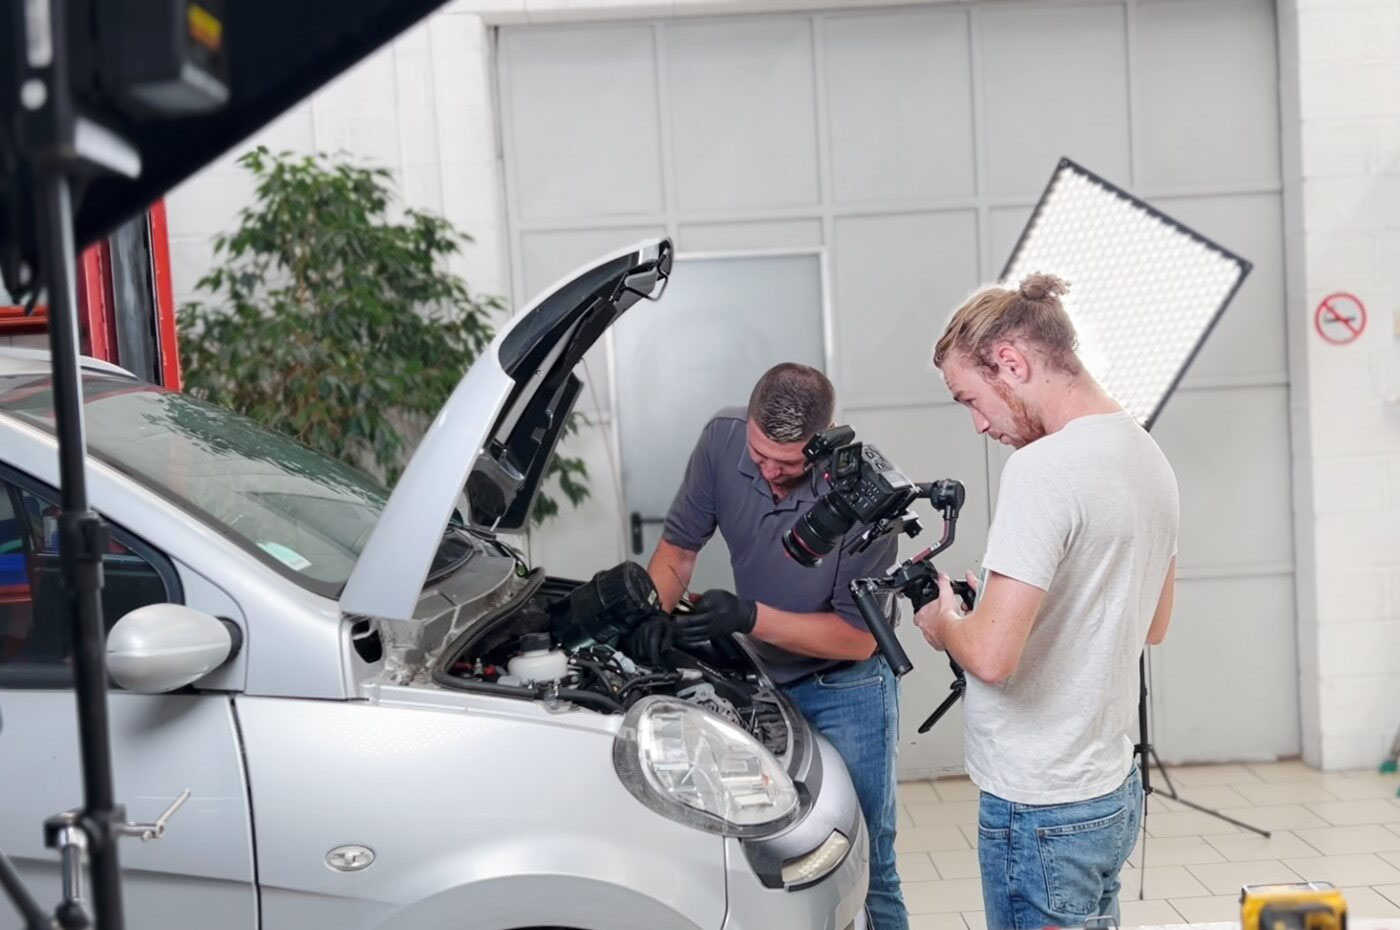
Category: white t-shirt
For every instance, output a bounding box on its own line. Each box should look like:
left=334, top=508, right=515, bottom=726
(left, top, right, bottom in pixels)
left=963, top=410, right=1179, bottom=806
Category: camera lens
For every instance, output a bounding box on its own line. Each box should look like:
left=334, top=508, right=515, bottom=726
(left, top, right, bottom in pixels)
left=782, top=498, right=856, bottom=567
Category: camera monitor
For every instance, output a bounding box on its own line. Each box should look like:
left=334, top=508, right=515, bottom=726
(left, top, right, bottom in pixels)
left=1001, top=158, right=1253, bottom=430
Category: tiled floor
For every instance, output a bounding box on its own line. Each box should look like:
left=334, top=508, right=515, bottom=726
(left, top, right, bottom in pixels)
left=896, top=761, right=1400, bottom=929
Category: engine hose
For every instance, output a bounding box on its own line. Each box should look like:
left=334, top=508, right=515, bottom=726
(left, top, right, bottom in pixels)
left=557, top=687, right=623, bottom=714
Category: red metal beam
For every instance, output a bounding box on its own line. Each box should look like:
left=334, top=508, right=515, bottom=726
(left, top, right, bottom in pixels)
left=147, top=200, right=183, bottom=390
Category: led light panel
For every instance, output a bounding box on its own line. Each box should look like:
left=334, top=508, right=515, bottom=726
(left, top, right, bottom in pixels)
left=1001, top=159, right=1252, bottom=429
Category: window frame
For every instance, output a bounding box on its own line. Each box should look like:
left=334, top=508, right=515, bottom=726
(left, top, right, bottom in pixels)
left=0, top=460, right=184, bottom=690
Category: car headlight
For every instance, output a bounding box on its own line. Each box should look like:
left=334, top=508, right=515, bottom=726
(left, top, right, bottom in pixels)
left=613, top=696, right=800, bottom=837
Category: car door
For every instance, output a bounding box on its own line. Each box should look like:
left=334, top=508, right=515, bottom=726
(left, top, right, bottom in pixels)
left=0, top=469, right=257, bottom=930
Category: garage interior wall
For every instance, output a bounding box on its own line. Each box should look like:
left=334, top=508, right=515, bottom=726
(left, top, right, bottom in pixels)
left=160, top=0, right=1400, bottom=773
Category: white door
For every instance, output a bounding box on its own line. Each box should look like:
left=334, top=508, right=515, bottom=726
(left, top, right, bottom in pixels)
left=612, top=251, right=829, bottom=592
left=0, top=474, right=256, bottom=930
left=497, top=0, right=1294, bottom=771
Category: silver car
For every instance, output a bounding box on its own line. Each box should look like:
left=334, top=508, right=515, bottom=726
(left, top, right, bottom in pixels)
left=0, top=239, right=869, bottom=930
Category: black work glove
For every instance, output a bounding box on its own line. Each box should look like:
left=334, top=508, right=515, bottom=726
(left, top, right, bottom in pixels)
left=623, top=613, right=675, bottom=668
left=674, top=589, right=757, bottom=647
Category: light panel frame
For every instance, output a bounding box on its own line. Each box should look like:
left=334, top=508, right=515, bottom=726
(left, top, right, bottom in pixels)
left=1000, top=158, right=1253, bottom=431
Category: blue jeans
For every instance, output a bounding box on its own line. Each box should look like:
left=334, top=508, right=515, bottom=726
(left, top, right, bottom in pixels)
left=784, top=656, right=906, bottom=930
left=977, top=766, right=1143, bottom=930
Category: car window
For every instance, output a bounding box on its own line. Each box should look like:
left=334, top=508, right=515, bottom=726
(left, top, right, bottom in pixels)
left=0, top=372, right=393, bottom=597
left=0, top=478, right=179, bottom=688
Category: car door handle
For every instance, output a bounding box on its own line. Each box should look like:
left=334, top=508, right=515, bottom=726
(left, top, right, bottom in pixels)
left=629, top=512, right=666, bottom=556
left=119, top=788, right=191, bottom=842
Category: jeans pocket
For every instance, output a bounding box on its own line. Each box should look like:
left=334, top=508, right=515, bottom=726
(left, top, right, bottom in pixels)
left=816, top=661, right=883, bottom=690
left=1035, top=806, right=1130, bottom=917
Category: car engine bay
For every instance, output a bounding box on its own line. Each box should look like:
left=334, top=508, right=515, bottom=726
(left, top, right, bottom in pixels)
left=435, top=562, right=792, bottom=759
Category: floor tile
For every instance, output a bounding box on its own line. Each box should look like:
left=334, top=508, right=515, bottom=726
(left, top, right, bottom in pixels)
left=1126, top=864, right=1212, bottom=900
left=1376, top=884, right=1400, bottom=907
left=904, top=878, right=986, bottom=914
left=1165, top=764, right=1263, bottom=787
left=1150, top=785, right=1255, bottom=810
left=1316, top=775, right=1400, bottom=801
left=1130, top=835, right=1228, bottom=867
left=1201, top=830, right=1325, bottom=862
left=958, top=824, right=980, bottom=847
left=899, top=781, right=942, bottom=804
left=896, top=825, right=972, bottom=854
left=1245, top=761, right=1325, bottom=783
left=899, top=851, right=941, bottom=882
left=1385, top=851, right=1400, bottom=870
left=1279, top=853, right=1400, bottom=885
left=1147, top=810, right=1243, bottom=837
left=931, top=849, right=982, bottom=880
left=1216, top=804, right=1330, bottom=832
left=910, top=913, right=968, bottom=930
left=1120, top=898, right=1187, bottom=927
left=1307, top=799, right=1400, bottom=827
left=961, top=910, right=987, bottom=930
left=907, top=801, right=981, bottom=828
left=899, top=805, right=915, bottom=831
left=1169, top=894, right=1241, bottom=923
left=1185, top=859, right=1305, bottom=894
left=1235, top=781, right=1341, bottom=806
left=1339, top=885, right=1400, bottom=918
left=1294, top=824, right=1400, bottom=856
left=932, top=777, right=981, bottom=802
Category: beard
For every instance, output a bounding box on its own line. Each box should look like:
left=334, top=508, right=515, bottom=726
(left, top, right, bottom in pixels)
left=991, top=380, right=1048, bottom=448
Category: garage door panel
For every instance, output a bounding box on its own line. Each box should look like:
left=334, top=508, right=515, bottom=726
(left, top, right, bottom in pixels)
left=677, top=219, right=823, bottom=253
left=834, top=211, right=982, bottom=409
left=1137, top=0, right=1281, bottom=190
left=1150, top=574, right=1299, bottom=763
left=824, top=10, right=975, bottom=204
left=519, top=226, right=664, bottom=416
left=978, top=4, right=1132, bottom=197
left=1152, top=385, right=1294, bottom=572
left=990, top=204, right=1035, bottom=275
left=668, top=18, right=821, bottom=212
left=504, top=25, right=664, bottom=222
left=1156, top=194, right=1288, bottom=387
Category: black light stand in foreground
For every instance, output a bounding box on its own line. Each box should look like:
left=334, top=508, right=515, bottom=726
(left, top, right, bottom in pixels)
left=997, top=158, right=1270, bottom=898
left=6, top=1, right=134, bottom=925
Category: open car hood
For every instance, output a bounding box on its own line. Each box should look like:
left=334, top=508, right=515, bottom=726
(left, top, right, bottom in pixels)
left=339, top=238, right=672, bottom=623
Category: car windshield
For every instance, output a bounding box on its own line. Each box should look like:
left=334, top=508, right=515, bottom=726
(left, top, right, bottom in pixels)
left=0, top=371, right=470, bottom=597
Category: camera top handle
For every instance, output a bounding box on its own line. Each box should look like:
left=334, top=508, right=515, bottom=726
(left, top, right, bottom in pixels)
left=848, top=480, right=973, bottom=680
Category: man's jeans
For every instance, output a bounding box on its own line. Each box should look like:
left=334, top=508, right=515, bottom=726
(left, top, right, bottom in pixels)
left=784, top=655, right=906, bottom=930
left=977, top=765, right=1143, bottom=930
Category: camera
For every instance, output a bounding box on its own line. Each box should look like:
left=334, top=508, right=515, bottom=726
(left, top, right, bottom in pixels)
left=781, top=425, right=963, bottom=567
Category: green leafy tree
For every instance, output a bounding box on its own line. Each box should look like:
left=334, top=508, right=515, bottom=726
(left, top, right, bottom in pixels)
left=179, top=147, right=588, bottom=523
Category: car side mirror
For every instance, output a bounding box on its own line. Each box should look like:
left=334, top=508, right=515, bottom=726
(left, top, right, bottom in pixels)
left=107, top=604, right=242, bottom=694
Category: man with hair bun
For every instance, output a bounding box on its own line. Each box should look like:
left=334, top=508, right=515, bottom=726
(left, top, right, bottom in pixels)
left=918, top=274, right=1180, bottom=929
left=647, top=362, right=908, bottom=930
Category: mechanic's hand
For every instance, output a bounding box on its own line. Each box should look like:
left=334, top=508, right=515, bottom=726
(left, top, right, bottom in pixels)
left=673, top=589, right=757, bottom=647
left=623, top=613, right=675, bottom=668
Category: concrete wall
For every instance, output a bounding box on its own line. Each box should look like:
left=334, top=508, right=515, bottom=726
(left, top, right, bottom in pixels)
left=1279, top=0, right=1400, bottom=770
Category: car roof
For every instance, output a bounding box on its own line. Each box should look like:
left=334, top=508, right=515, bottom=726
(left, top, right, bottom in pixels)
left=0, top=347, right=139, bottom=381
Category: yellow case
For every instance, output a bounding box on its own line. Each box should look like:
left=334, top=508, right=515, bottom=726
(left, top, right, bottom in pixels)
left=1241, top=882, right=1348, bottom=930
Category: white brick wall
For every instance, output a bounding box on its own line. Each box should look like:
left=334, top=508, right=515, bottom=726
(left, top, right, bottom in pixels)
left=1282, top=0, right=1400, bottom=769
left=161, top=0, right=1400, bottom=768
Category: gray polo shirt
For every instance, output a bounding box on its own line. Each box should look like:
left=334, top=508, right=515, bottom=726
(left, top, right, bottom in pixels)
left=662, top=408, right=899, bottom=685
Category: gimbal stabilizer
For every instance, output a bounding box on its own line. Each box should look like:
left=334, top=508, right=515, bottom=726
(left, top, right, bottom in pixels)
left=848, top=480, right=977, bottom=734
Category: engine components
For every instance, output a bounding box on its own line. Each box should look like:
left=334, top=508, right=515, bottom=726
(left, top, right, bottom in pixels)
left=549, top=562, right=661, bottom=650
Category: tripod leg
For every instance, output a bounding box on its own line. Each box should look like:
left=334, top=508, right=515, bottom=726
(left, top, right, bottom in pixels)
left=0, top=846, right=50, bottom=930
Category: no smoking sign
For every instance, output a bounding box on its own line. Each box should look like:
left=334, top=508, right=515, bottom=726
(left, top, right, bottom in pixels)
left=1314, top=292, right=1367, bottom=345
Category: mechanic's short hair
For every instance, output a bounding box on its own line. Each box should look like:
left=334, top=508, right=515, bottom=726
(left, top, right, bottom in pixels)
left=933, top=273, right=1082, bottom=376
left=747, top=363, right=835, bottom=443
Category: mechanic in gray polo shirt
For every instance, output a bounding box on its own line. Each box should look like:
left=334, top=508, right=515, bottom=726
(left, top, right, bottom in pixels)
left=647, top=362, right=907, bottom=930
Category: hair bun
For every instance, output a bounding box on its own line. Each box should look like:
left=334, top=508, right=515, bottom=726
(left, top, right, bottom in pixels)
left=1019, top=272, right=1069, bottom=302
